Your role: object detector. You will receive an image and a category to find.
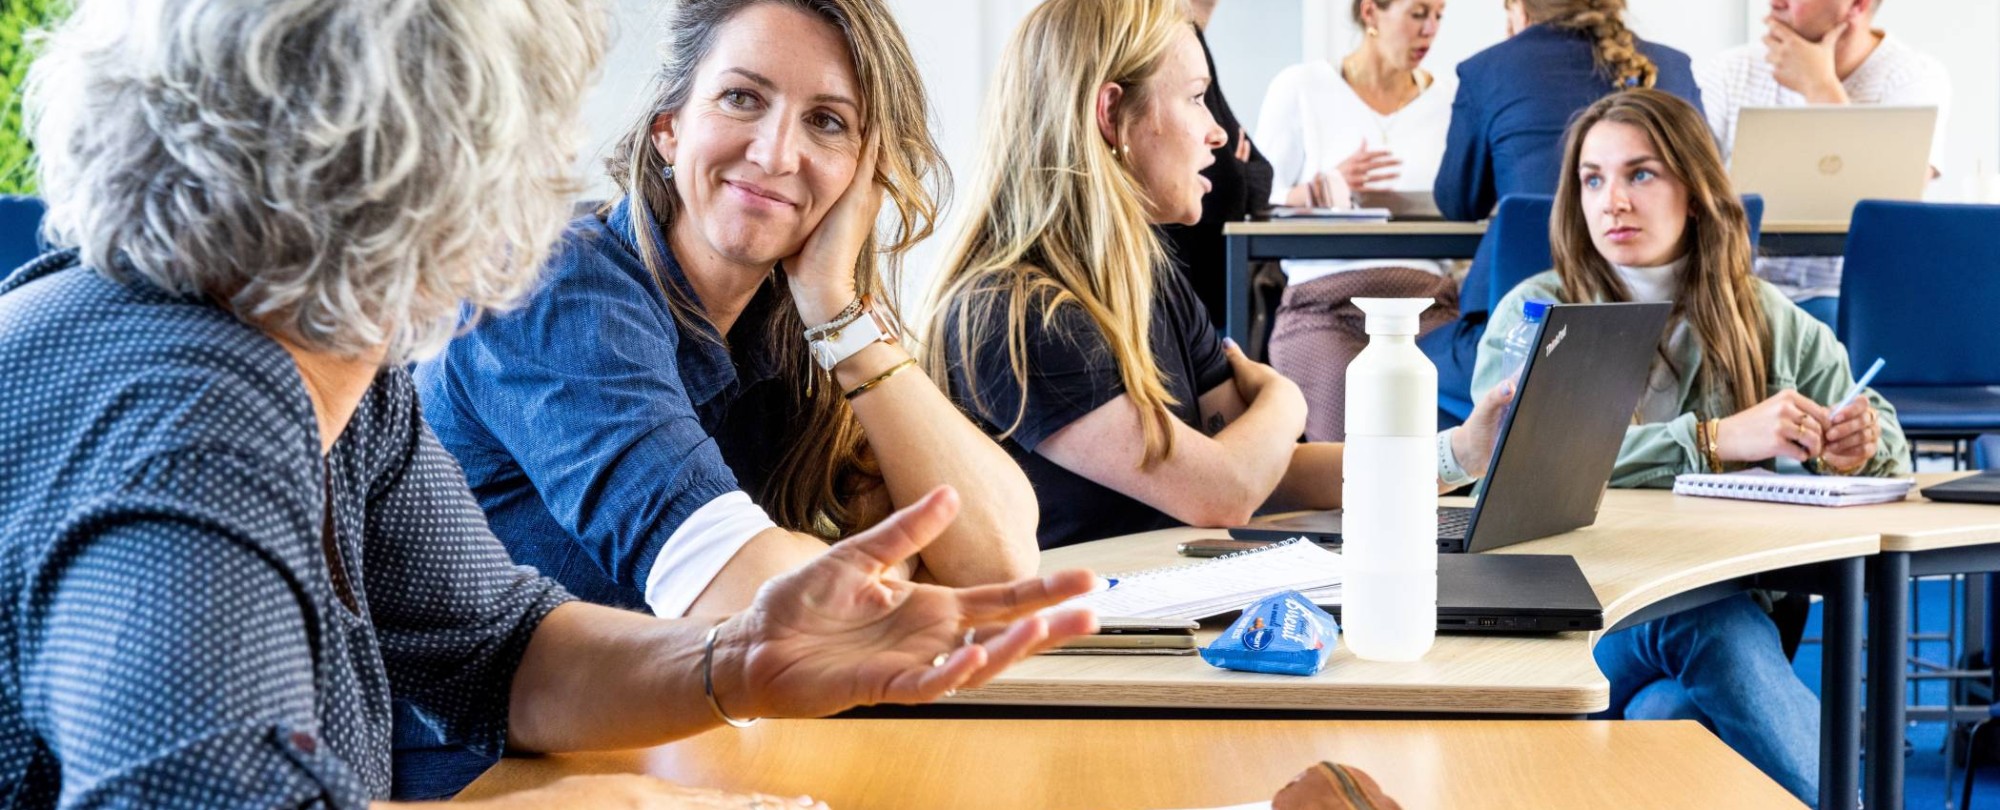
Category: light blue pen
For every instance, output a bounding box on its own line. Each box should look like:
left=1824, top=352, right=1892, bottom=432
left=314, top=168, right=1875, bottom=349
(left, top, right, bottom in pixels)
left=1832, top=358, right=1886, bottom=414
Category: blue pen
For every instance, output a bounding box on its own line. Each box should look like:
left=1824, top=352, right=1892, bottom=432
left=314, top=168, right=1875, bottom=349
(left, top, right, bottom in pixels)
left=1832, top=358, right=1886, bottom=414
left=1102, top=577, right=1120, bottom=590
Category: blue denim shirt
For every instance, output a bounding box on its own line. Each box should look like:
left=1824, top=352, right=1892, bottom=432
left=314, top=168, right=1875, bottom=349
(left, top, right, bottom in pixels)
left=415, top=197, right=786, bottom=611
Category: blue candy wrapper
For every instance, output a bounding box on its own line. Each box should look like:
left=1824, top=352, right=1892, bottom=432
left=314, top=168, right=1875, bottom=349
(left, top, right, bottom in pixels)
left=1199, top=590, right=1340, bottom=676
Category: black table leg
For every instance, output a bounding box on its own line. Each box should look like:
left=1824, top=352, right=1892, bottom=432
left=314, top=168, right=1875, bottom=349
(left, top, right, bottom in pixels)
left=1867, top=551, right=1911, bottom=810
left=1823, top=556, right=1865, bottom=810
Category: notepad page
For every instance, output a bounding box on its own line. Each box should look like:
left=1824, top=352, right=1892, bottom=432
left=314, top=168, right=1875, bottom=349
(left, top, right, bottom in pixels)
left=1063, top=539, right=1343, bottom=622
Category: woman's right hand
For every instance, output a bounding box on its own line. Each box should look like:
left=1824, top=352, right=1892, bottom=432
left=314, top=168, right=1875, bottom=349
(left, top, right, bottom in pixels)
left=1335, top=142, right=1400, bottom=196
left=1716, top=389, right=1830, bottom=463
left=1222, top=338, right=1303, bottom=410
left=475, top=774, right=826, bottom=809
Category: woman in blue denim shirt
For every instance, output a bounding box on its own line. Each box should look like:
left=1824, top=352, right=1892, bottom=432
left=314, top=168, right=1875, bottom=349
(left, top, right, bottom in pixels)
left=418, top=0, right=1041, bottom=619
left=0, top=0, right=1097, bottom=806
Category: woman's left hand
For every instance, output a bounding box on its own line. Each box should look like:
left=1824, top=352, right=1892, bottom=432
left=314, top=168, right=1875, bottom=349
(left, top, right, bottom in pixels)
left=1818, top=399, right=1882, bottom=474
left=1452, top=381, right=1518, bottom=479
left=783, top=136, right=883, bottom=325
left=718, top=486, right=1098, bottom=720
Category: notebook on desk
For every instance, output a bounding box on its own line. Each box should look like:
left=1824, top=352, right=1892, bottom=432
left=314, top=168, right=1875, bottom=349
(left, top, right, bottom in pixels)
left=1673, top=470, right=1914, bottom=507
left=1062, top=539, right=1602, bottom=634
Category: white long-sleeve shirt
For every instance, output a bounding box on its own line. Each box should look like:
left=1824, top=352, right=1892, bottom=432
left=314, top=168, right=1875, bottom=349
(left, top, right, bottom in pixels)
left=1254, top=60, right=1455, bottom=284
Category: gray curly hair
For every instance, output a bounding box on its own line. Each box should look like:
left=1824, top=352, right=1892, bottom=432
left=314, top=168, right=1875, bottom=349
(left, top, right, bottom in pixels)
left=25, top=0, right=609, bottom=362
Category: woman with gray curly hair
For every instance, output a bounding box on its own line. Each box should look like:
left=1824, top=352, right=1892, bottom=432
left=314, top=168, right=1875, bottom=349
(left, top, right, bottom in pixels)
left=0, top=1, right=1095, bottom=807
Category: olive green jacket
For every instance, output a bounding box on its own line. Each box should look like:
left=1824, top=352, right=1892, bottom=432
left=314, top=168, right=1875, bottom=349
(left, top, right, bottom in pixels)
left=1474, top=271, right=1910, bottom=489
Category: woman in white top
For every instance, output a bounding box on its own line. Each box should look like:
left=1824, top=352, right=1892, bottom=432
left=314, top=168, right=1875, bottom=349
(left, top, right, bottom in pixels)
left=1255, top=0, right=1457, bottom=440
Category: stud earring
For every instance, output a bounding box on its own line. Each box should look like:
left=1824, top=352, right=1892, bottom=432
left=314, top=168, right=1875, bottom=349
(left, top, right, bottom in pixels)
left=662, top=164, right=676, bottom=182
left=1367, top=26, right=1379, bottom=37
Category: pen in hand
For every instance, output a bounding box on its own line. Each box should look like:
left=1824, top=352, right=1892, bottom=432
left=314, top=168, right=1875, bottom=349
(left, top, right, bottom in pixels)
left=1831, top=358, right=1886, bottom=416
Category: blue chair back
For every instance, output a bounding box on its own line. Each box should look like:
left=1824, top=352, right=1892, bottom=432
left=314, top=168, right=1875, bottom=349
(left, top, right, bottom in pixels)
left=1481, top=193, right=1768, bottom=316
left=1838, top=201, right=2000, bottom=387
left=0, top=196, right=48, bottom=275
left=1482, top=195, right=1557, bottom=315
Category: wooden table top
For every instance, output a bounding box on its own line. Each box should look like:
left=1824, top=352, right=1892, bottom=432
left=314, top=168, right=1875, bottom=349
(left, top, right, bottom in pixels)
left=1591, top=472, right=2000, bottom=554
left=456, top=718, right=1801, bottom=810
left=948, top=490, right=1879, bottom=714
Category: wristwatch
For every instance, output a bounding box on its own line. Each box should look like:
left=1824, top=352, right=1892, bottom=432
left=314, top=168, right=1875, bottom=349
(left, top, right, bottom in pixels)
left=808, top=297, right=901, bottom=371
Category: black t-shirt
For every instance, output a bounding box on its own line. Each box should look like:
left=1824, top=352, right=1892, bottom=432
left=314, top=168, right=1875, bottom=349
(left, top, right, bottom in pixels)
left=942, top=268, right=1234, bottom=549
left=1160, top=26, right=1274, bottom=328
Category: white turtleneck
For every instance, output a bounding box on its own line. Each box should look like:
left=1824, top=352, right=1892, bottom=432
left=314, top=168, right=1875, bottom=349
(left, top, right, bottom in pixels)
left=1614, top=255, right=1686, bottom=303
left=1614, top=256, right=1693, bottom=424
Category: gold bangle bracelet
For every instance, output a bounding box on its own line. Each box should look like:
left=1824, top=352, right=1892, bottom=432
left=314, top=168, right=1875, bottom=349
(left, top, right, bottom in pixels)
left=842, top=358, right=918, bottom=401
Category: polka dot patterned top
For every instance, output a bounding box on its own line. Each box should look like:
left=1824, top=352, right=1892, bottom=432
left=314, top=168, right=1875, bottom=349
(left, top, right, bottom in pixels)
left=0, top=251, right=575, bottom=808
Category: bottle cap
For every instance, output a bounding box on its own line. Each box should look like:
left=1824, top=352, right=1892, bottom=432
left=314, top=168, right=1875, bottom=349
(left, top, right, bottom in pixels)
left=1522, top=299, right=1552, bottom=322
left=1354, top=297, right=1434, bottom=336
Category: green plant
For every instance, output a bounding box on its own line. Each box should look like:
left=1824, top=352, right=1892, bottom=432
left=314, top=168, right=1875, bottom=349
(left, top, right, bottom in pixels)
left=2, top=0, right=68, bottom=196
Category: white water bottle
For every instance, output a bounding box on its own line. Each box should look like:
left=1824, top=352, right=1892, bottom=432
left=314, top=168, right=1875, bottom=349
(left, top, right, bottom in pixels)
left=1341, top=297, right=1439, bottom=662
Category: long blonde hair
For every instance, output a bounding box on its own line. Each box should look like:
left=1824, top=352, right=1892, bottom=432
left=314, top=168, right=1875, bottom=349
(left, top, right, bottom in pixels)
left=603, top=0, right=947, bottom=537
left=1518, top=0, right=1657, bottom=90
left=1551, top=89, right=1768, bottom=415
left=923, top=0, right=1187, bottom=468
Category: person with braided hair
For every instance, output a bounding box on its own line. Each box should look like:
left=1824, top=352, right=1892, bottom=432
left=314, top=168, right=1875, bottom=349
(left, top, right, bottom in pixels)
left=1419, top=0, right=1704, bottom=427
left=1433, top=0, right=1703, bottom=223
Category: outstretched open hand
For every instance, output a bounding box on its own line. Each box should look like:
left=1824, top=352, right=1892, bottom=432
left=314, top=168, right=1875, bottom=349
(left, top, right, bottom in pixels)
left=721, top=487, right=1098, bottom=720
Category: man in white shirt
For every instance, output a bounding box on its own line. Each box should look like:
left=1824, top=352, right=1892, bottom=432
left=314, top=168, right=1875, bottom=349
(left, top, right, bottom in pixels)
left=1694, top=0, right=1951, bottom=321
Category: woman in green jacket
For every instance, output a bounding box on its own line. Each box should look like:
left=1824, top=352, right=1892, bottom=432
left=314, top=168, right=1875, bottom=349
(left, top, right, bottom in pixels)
left=1470, top=88, right=1908, bottom=807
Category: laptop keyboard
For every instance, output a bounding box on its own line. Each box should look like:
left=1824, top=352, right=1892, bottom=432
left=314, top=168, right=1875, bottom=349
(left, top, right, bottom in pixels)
left=1439, top=507, right=1473, bottom=540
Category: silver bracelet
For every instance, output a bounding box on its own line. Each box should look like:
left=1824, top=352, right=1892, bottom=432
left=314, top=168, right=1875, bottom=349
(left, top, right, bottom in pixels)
left=1437, top=428, right=1476, bottom=487
left=702, top=622, right=759, bottom=729
left=802, top=297, right=865, bottom=342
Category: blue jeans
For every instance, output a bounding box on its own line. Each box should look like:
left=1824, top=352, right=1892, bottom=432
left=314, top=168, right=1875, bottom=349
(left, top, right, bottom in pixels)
left=1592, top=593, right=1819, bottom=807
left=391, top=700, right=499, bottom=800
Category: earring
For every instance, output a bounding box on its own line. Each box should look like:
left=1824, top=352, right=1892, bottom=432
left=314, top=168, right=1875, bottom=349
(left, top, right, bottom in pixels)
left=1367, top=26, right=1379, bottom=37
left=661, top=164, right=676, bottom=182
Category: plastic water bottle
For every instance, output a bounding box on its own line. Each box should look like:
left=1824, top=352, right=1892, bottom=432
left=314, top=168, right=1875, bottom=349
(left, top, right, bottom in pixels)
left=1341, top=297, right=1439, bottom=662
left=1495, top=299, right=1552, bottom=386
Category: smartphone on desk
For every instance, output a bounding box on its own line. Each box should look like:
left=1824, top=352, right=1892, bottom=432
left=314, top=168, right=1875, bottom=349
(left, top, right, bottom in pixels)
left=1176, top=536, right=1339, bottom=557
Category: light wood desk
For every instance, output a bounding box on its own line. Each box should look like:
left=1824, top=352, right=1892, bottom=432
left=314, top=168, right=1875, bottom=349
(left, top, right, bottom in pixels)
left=457, top=719, right=1803, bottom=810
left=949, top=500, right=1874, bottom=716
left=1451, top=474, right=2000, bottom=810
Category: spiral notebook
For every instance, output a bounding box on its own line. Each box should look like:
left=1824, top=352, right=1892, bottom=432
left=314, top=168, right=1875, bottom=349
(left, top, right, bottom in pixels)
left=1672, top=469, right=1914, bottom=507
left=1061, top=538, right=1342, bottom=623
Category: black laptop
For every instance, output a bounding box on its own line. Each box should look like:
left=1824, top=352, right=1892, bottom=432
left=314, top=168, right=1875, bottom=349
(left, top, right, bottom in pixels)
left=1315, top=553, right=1603, bottom=633
left=1921, top=471, right=2000, bottom=505
left=1231, top=301, right=1673, bottom=554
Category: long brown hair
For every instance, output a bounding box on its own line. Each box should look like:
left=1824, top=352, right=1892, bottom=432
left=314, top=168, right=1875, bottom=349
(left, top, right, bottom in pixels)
left=1517, top=0, right=1656, bottom=89
left=603, top=0, right=948, bottom=537
left=921, top=0, right=1188, bottom=468
left=1550, top=88, right=1768, bottom=415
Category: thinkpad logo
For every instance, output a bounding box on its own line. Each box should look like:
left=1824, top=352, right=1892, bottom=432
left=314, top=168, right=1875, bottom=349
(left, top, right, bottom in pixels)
left=1543, top=324, right=1568, bottom=356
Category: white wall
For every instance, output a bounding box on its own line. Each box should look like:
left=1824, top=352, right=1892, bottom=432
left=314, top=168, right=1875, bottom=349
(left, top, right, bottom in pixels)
left=577, top=0, right=2000, bottom=295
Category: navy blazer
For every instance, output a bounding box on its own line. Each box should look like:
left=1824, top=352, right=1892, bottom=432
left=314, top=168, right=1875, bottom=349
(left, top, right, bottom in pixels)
left=1434, top=24, right=1705, bottom=222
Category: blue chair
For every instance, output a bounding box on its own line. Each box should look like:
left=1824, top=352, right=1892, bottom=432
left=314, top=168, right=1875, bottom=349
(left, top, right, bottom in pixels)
left=1, top=196, right=48, bottom=274
left=1836, top=201, right=2000, bottom=444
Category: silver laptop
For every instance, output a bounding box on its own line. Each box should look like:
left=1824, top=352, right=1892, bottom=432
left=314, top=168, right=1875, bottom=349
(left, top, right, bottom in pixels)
left=1728, top=105, right=1936, bottom=222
